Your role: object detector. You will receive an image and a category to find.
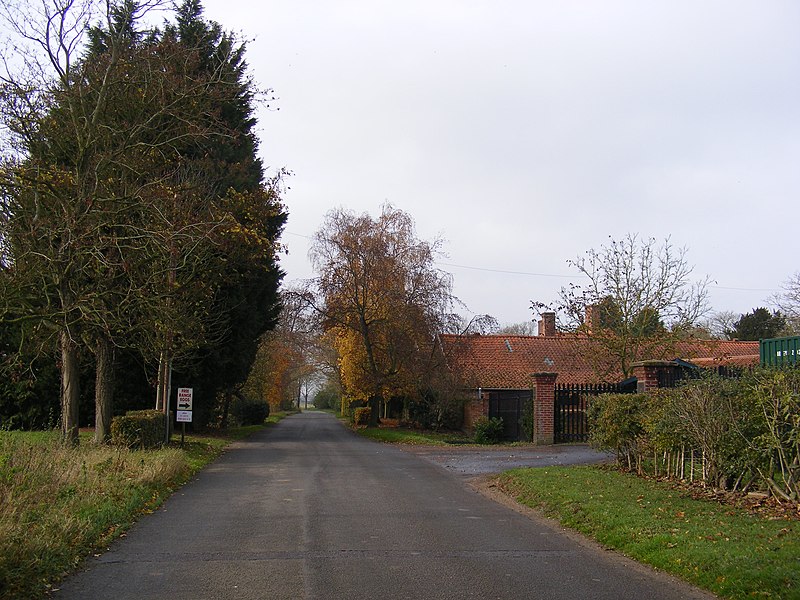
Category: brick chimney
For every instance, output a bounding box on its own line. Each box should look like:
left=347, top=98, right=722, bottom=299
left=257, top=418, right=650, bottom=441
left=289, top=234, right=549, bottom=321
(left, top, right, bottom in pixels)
left=585, top=304, right=598, bottom=334
left=538, top=312, right=556, bottom=336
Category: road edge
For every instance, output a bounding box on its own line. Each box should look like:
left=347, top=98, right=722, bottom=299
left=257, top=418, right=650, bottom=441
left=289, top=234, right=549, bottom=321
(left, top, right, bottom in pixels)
left=468, top=474, right=719, bottom=600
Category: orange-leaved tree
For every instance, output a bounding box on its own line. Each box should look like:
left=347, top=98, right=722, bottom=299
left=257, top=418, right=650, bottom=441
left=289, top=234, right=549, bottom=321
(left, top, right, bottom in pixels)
left=309, top=205, right=457, bottom=426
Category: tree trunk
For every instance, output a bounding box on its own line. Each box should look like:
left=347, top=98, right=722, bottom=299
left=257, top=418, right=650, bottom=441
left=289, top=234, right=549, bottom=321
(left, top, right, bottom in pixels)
left=155, top=350, right=167, bottom=410
left=221, top=390, right=232, bottom=429
left=368, top=395, right=381, bottom=427
left=60, top=331, right=80, bottom=445
left=94, top=336, right=114, bottom=444
left=154, top=349, right=173, bottom=444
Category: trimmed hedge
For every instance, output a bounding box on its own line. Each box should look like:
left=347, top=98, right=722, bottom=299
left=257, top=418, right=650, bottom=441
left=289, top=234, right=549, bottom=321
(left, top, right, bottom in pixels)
left=354, top=406, right=371, bottom=427
left=231, top=397, right=270, bottom=426
left=111, top=410, right=165, bottom=449
left=588, top=368, right=800, bottom=500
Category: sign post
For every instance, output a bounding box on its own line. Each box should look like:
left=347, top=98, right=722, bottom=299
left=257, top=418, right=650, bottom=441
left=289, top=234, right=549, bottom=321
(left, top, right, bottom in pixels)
left=176, top=387, right=193, bottom=448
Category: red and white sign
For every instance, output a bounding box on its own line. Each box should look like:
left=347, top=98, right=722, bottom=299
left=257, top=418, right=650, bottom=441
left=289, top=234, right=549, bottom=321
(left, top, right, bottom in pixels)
left=176, top=387, right=193, bottom=423
left=176, top=387, right=193, bottom=411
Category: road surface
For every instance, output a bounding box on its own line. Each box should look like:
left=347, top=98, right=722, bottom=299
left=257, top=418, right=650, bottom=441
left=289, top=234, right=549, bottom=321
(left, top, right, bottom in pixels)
left=55, top=412, right=713, bottom=599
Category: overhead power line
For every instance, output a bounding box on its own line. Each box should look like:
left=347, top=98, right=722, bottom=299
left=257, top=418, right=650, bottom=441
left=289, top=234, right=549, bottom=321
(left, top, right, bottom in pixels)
left=436, top=262, right=779, bottom=293
left=285, top=231, right=780, bottom=294
left=436, top=262, right=579, bottom=279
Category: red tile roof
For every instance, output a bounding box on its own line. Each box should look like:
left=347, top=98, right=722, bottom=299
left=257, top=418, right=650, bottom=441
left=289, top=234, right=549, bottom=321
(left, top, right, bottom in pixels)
left=439, top=334, right=760, bottom=389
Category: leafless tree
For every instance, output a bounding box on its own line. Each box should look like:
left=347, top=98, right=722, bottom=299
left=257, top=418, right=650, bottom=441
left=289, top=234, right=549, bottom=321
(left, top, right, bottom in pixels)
left=770, top=272, right=800, bottom=334
left=540, top=234, right=711, bottom=378
left=497, top=321, right=536, bottom=336
left=701, top=310, right=739, bottom=340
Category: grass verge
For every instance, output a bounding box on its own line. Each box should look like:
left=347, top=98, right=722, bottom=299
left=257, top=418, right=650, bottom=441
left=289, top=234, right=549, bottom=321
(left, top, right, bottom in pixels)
left=0, top=418, right=286, bottom=600
left=356, top=426, right=471, bottom=445
left=498, top=465, right=799, bottom=600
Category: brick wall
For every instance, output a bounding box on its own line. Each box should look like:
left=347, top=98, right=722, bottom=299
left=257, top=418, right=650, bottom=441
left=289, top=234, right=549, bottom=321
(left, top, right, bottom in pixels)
left=464, top=392, right=488, bottom=429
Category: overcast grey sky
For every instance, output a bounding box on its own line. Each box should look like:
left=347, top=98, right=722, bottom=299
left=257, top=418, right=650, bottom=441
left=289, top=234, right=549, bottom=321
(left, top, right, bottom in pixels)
left=201, top=0, right=800, bottom=327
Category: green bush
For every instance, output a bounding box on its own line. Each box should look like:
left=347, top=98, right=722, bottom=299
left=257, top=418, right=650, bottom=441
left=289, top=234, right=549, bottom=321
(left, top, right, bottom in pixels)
left=111, top=410, right=165, bottom=449
left=587, top=393, right=650, bottom=470
left=657, top=377, right=758, bottom=488
left=354, top=406, right=371, bottom=427
left=313, top=384, right=341, bottom=410
left=588, top=370, right=800, bottom=498
left=407, top=393, right=465, bottom=431
left=231, top=397, right=270, bottom=426
left=474, top=416, right=504, bottom=444
left=743, top=368, right=800, bottom=501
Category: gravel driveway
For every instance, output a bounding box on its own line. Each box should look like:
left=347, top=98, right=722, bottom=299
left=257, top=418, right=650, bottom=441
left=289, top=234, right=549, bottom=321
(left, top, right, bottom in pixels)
left=399, top=443, right=613, bottom=477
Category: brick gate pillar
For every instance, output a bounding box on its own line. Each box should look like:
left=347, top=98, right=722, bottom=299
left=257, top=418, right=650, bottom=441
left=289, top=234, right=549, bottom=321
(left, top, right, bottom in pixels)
left=631, top=360, right=677, bottom=392
left=531, top=372, right=558, bottom=445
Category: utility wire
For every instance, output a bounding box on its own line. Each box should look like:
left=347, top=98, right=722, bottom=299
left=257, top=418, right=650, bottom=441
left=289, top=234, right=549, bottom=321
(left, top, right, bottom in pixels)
left=285, top=231, right=779, bottom=293
left=436, top=261, right=579, bottom=279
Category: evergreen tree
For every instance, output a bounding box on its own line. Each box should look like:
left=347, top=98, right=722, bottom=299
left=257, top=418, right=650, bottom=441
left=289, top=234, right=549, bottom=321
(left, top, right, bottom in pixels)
left=164, top=0, right=287, bottom=426
left=1, top=0, right=285, bottom=435
left=729, top=308, right=786, bottom=341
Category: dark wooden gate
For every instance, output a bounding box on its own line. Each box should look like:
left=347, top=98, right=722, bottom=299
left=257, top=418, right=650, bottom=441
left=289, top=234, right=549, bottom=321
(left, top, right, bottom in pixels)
left=488, top=390, right=532, bottom=441
left=554, top=382, right=634, bottom=443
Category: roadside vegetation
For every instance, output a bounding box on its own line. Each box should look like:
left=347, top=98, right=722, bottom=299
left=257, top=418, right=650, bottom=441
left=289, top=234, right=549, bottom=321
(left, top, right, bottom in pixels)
left=495, top=368, right=800, bottom=599
left=589, top=369, right=800, bottom=501
left=498, top=465, right=798, bottom=600
left=0, top=418, right=288, bottom=600
left=356, top=426, right=471, bottom=446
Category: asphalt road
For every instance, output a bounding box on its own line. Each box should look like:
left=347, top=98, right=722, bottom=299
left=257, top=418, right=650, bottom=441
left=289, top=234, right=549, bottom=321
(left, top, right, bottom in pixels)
left=54, top=412, right=713, bottom=600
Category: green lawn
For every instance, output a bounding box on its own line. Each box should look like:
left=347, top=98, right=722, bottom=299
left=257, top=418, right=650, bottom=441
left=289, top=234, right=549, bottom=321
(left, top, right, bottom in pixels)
left=499, top=465, right=799, bottom=600
left=355, top=426, right=472, bottom=445
left=0, top=417, right=288, bottom=600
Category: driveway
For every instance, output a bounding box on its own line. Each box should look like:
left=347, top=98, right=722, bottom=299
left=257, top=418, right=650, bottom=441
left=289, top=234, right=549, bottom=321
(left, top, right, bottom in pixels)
left=400, top=442, right=612, bottom=477
left=55, top=412, right=712, bottom=600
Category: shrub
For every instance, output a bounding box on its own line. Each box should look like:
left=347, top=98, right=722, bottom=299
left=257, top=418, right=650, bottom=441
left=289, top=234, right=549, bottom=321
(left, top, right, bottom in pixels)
left=111, top=410, right=165, bottom=449
left=661, top=376, right=757, bottom=488
left=231, top=397, right=270, bottom=426
left=587, top=393, right=650, bottom=470
left=354, top=406, right=371, bottom=427
left=474, top=416, right=504, bottom=444
left=313, top=384, right=341, bottom=410
left=346, top=399, right=366, bottom=423
left=589, top=374, right=787, bottom=493
left=743, top=367, right=800, bottom=501
left=407, top=393, right=466, bottom=431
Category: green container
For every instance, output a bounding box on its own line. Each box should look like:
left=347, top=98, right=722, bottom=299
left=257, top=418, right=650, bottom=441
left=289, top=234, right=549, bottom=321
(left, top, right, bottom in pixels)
left=760, top=336, right=800, bottom=366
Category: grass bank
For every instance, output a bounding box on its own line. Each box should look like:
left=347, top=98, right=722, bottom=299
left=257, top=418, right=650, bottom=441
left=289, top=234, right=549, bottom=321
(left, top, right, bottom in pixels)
left=498, top=465, right=799, bottom=600
left=0, top=414, right=289, bottom=600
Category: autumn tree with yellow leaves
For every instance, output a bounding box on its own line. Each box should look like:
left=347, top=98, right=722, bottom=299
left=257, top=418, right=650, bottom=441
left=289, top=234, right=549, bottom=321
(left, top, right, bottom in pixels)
left=309, top=205, right=462, bottom=426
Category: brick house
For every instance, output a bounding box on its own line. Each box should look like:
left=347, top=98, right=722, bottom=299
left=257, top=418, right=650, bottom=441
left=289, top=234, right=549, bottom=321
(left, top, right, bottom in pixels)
left=439, top=313, right=760, bottom=443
